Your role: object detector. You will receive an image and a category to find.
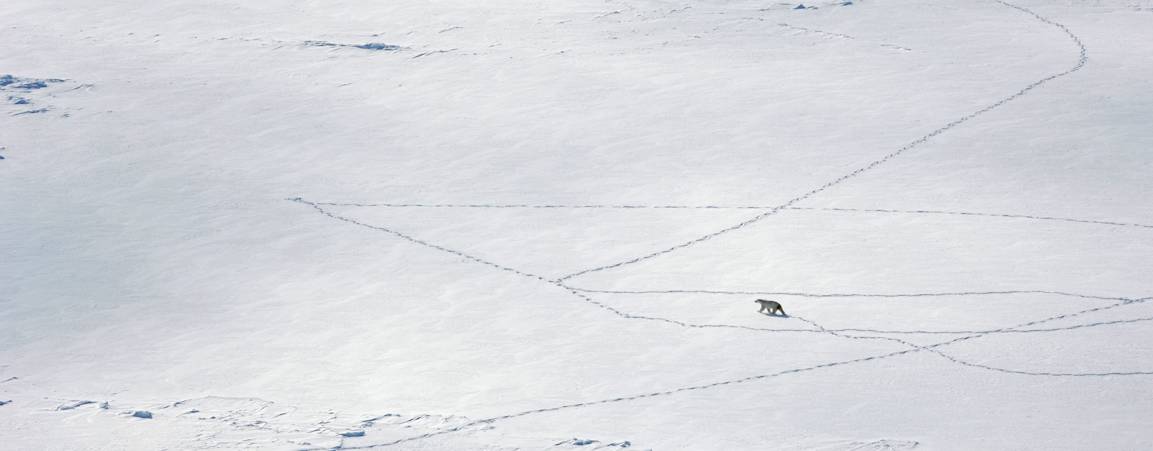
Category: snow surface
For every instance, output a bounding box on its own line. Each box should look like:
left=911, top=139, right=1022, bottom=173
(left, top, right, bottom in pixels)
left=2, top=0, right=1153, bottom=449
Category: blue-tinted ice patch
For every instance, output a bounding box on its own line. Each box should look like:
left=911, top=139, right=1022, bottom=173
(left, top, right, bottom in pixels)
left=1, top=76, right=75, bottom=117
left=355, top=43, right=403, bottom=51
left=553, top=438, right=632, bottom=448
left=12, top=108, right=49, bottom=116
left=554, top=438, right=600, bottom=447
left=0, top=75, right=66, bottom=90
left=304, top=40, right=405, bottom=51
left=56, top=400, right=96, bottom=410
left=16, top=81, right=47, bottom=89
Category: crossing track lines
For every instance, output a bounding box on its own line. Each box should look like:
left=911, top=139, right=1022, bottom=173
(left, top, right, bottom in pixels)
left=332, top=297, right=1153, bottom=450
left=290, top=0, right=1113, bottom=447
left=294, top=197, right=1153, bottom=450
left=551, top=0, right=1091, bottom=284
left=790, top=297, right=1153, bottom=378
left=569, top=287, right=1153, bottom=335
left=295, top=198, right=1145, bottom=338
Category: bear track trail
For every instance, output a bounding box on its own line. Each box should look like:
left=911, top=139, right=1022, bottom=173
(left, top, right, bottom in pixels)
left=289, top=0, right=1145, bottom=448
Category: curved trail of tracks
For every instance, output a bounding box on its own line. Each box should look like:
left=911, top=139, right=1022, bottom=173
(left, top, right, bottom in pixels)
left=296, top=193, right=1153, bottom=450
left=553, top=0, right=1089, bottom=284
left=335, top=297, right=1153, bottom=450
left=292, top=1, right=1129, bottom=448
left=296, top=198, right=1148, bottom=340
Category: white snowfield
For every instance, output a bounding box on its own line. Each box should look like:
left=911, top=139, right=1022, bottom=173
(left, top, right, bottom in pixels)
left=2, top=0, right=1153, bottom=449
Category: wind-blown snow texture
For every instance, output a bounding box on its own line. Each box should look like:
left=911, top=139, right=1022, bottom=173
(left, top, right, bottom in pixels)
left=3, top=0, right=1153, bottom=450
